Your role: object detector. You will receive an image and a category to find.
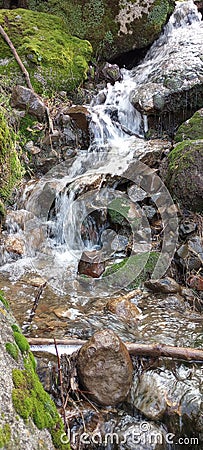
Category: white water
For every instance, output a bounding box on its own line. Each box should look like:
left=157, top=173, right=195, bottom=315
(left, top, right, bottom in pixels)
left=0, top=1, right=202, bottom=296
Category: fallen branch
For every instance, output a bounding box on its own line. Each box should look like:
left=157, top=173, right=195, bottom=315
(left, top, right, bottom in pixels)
left=27, top=337, right=203, bottom=362
left=0, top=24, right=33, bottom=90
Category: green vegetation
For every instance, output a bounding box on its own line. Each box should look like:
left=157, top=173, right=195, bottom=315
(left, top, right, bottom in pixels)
left=5, top=342, right=19, bottom=361
left=168, top=140, right=196, bottom=171
left=12, top=352, right=70, bottom=449
left=103, top=251, right=159, bottom=288
left=174, top=109, right=203, bottom=142
left=0, top=290, right=10, bottom=310
left=13, top=331, right=30, bottom=353
left=0, top=423, right=11, bottom=448
left=0, top=107, right=24, bottom=202
left=0, top=8, right=92, bottom=95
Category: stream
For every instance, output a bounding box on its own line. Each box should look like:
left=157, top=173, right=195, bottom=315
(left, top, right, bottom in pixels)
left=0, top=1, right=203, bottom=449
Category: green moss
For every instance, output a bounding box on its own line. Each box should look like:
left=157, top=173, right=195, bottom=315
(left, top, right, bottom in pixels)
left=174, top=110, right=203, bottom=142
left=103, top=251, right=159, bottom=288
left=0, top=290, right=10, bottom=310
left=0, top=8, right=92, bottom=95
left=0, top=423, right=11, bottom=448
left=5, top=342, right=19, bottom=361
left=168, top=140, right=197, bottom=171
left=108, top=197, right=130, bottom=226
left=0, top=107, right=24, bottom=202
left=12, top=352, right=70, bottom=449
left=13, top=331, right=30, bottom=353
left=11, top=324, right=21, bottom=333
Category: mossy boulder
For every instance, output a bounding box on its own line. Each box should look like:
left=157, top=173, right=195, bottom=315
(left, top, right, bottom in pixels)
left=0, top=8, right=92, bottom=94
left=174, top=108, right=203, bottom=143
left=0, top=106, right=24, bottom=203
left=28, top=0, right=175, bottom=60
left=0, top=292, right=70, bottom=449
left=166, top=139, right=203, bottom=213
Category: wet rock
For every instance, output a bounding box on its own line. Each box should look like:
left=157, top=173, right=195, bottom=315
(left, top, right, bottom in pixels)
left=128, top=184, right=148, bottom=202
left=106, top=296, right=142, bottom=324
left=145, top=277, right=181, bottom=294
left=64, top=105, right=90, bottom=132
left=11, top=85, right=46, bottom=121
left=179, top=221, right=197, bottom=237
left=77, top=329, right=133, bottom=406
left=101, top=62, right=122, bottom=83
left=142, top=205, right=157, bottom=220
left=130, top=4, right=203, bottom=133
left=187, top=275, right=203, bottom=291
left=5, top=210, right=34, bottom=232
left=133, top=372, right=167, bottom=420
left=166, top=140, right=203, bottom=213
left=4, top=235, right=25, bottom=255
left=78, top=250, right=105, bottom=278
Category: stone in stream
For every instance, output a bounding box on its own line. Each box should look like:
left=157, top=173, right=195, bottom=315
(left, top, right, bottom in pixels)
left=77, top=329, right=133, bottom=406
left=106, top=296, right=142, bottom=324
left=144, top=277, right=181, bottom=294
left=78, top=250, right=105, bottom=278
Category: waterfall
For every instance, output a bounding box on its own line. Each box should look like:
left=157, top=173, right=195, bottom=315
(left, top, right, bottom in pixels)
left=1, top=0, right=202, bottom=295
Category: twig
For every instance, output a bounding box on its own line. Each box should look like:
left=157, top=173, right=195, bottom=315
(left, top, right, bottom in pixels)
left=0, top=24, right=33, bottom=90
left=54, top=338, right=69, bottom=434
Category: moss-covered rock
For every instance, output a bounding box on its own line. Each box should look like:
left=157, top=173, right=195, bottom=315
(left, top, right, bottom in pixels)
left=0, top=423, right=11, bottom=449
left=103, top=251, right=159, bottom=288
left=0, top=8, right=92, bottom=94
left=166, top=139, right=203, bottom=213
left=28, top=0, right=175, bottom=60
left=174, top=108, right=203, bottom=142
left=0, top=106, right=24, bottom=203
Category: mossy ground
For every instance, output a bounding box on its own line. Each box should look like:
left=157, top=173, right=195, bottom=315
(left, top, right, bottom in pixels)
left=0, top=289, right=10, bottom=310
left=11, top=328, right=70, bottom=449
left=0, top=106, right=24, bottom=203
left=0, top=8, right=92, bottom=95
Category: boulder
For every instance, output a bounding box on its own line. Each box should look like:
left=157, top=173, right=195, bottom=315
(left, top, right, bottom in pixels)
left=130, top=2, right=203, bottom=133
left=100, top=62, right=122, bottom=83
left=11, top=86, right=46, bottom=121
left=77, top=329, right=133, bottom=406
left=31, top=0, right=175, bottom=60
left=166, top=140, right=203, bottom=212
left=0, top=293, right=69, bottom=450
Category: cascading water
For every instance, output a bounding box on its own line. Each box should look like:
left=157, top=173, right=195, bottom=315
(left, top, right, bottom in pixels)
left=0, top=3, right=203, bottom=448
left=0, top=0, right=202, bottom=310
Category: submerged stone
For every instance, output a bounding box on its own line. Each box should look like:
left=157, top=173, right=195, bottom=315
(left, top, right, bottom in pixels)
left=77, top=329, right=133, bottom=406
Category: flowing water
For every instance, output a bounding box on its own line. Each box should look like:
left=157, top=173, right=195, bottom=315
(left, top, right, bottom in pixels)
left=0, top=2, right=203, bottom=448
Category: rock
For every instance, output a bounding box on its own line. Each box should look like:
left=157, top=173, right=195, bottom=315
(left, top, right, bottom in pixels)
left=5, top=210, right=34, bottom=232
left=5, top=235, right=25, bottom=256
left=77, top=329, right=133, bottom=406
left=63, top=105, right=90, bottom=132
left=142, top=205, right=157, bottom=220
left=145, top=277, right=181, bottom=294
left=31, top=0, right=175, bottom=61
left=130, top=3, right=203, bottom=133
left=0, top=294, right=65, bottom=450
left=133, top=371, right=167, bottom=420
left=127, top=184, right=148, bottom=202
left=165, top=140, right=203, bottom=213
left=11, top=86, right=46, bottom=121
left=78, top=250, right=105, bottom=278
left=187, top=275, right=203, bottom=291
left=101, top=62, right=122, bottom=83
left=179, top=221, right=197, bottom=237
left=175, top=108, right=203, bottom=142
left=106, top=296, right=142, bottom=324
